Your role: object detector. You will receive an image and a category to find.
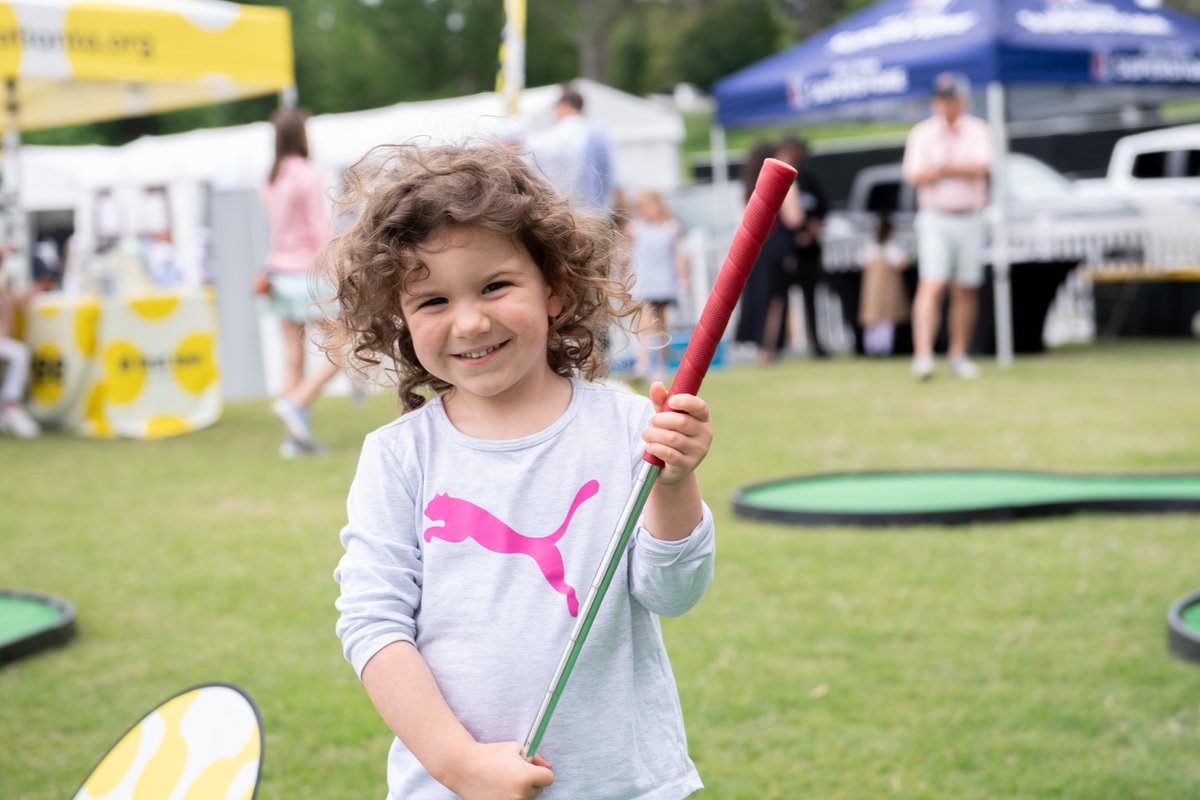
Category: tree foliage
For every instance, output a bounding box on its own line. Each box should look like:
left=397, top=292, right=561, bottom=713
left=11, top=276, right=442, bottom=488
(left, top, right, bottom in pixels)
left=24, top=0, right=575, bottom=146
left=673, top=0, right=781, bottom=91
left=22, top=0, right=1200, bottom=147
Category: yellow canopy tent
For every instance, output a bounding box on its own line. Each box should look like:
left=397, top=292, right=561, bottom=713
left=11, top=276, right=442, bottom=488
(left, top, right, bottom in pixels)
left=7, top=1, right=294, bottom=439
left=0, top=0, right=293, bottom=131
left=0, top=0, right=293, bottom=273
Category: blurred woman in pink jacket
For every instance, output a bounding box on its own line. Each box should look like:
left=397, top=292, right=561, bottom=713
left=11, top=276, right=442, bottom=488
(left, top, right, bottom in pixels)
left=258, top=108, right=341, bottom=457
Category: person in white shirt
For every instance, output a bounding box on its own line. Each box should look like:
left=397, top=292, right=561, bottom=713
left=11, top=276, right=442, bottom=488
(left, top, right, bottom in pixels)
left=528, top=85, right=615, bottom=211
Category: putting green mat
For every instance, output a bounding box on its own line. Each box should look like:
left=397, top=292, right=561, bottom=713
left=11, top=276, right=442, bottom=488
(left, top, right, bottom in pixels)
left=0, top=596, right=62, bottom=645
left=0, top=591, right=76, bottom=663
left=1169, top=591, right=1200, bottom=664
left=734, top=470, right=1200, bottom=526
left=1183, top=603, right=1200, bottom=635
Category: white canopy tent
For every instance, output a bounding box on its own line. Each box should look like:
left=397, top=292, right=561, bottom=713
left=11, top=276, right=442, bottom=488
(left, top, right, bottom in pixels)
left=22, top=78, right=685, bottom=255
left=0, top=0, right=294, bottom=288
left=23, top=77, right=684, bottom=206
left=22, top=79, right=685, bottom=398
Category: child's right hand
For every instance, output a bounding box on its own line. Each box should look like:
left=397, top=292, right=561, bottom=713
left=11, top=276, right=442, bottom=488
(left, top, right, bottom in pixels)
left=443, top=742, right=554, bottom=800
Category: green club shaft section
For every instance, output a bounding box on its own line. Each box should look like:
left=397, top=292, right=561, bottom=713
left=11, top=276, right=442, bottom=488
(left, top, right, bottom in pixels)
left=523, top=461, right=660, bottom=760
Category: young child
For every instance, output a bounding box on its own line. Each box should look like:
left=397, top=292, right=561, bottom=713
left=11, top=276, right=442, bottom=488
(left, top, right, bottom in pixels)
left=857, top=213, right=911, bottom=357
left=626, top=189, right=689, bottom=384
left=323, top=144, right=715, bottom=800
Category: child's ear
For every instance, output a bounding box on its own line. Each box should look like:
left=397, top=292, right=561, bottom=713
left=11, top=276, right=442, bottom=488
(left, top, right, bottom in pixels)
left=546, top=287, right=565, bottom=319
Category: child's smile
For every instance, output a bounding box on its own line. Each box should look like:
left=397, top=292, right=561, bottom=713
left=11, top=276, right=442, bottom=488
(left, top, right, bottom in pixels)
left=403, top=226, right=567, bottom=430
left=454, top=341, right=507, bottom=361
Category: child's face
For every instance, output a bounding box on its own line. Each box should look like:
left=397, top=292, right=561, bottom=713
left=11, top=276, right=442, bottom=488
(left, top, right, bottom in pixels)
left=636, top=194, right=662, bottom=220
left=402, top=226, right=565, bottom=410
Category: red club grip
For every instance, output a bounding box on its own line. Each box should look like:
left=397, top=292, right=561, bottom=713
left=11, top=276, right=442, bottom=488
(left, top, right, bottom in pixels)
left=643, top=157, right=797, bottom=467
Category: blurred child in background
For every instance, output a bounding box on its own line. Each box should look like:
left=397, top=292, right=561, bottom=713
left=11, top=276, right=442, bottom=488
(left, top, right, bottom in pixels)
left=858, top=213, right=910, bottom=357
left=627, top=190, right=689, bottom=384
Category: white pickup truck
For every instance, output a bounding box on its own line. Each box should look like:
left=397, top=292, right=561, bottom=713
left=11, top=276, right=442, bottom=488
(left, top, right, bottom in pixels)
left=817, top=151, right=1196, bottom=352
left=1074, top=123, right=1200, bottom=204
left=1065, top=124, right=1200, bottom=336
left=818, top=136, right=1200, bottom=347
left=820, top=151, right=1143, bottom=271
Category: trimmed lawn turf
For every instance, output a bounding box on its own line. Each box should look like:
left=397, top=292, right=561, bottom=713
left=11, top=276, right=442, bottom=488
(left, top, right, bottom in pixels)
left=3, top=340, right=1198, bottom=798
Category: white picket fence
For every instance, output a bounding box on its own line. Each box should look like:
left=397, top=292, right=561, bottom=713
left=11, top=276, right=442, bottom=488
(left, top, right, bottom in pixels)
left=1005, top=208, right=1200, bottom=277
left=820, top=207, right=1200, bottom=275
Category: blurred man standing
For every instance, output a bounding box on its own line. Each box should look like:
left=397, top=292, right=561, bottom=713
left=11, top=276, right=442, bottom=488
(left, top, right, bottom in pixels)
left=529, top=85, right=615, bottom=211
left=902, top=72, right=992, bottom=380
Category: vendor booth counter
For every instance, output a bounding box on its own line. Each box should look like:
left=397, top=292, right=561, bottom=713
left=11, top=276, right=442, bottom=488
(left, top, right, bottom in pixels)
left=1091, top=269, right=1200, bottom=338
left=25, top=290, right=222, bottom=439
left=823, top=259, right=1078, bottom=356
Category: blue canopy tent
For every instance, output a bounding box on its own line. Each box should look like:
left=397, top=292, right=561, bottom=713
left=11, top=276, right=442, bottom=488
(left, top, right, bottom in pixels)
left=713, top=0, right=1200, bottom=363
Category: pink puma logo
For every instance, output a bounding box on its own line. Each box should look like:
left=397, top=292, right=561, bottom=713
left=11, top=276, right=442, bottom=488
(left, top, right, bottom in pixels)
left=423, top=480, right=600, bottom=617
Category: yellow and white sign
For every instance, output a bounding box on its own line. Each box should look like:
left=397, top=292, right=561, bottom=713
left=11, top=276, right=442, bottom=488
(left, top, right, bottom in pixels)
left=74, top=683, right=262, bottom=800
left=25, top=292, right=100, bottom=430
left=84, top=289, right=221, bottom=439
left=26, top=289, right=222, bottom=439
left=0, top=0, right=293, bottom=132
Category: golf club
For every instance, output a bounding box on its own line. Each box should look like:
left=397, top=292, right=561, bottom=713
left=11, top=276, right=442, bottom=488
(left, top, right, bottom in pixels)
left=523, top=156, right=799, bottom=759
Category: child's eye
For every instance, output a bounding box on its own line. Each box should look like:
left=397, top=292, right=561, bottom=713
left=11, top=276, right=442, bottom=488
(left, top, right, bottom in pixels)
left=483, top=281, right=509, bottom=294
left=418, top=297, right=447, bottom=309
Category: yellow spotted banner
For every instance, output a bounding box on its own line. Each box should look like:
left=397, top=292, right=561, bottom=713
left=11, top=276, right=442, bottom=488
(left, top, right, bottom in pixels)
left=25, top=292, right=101, bottom=430
left=74, top=683, right=262, bottom=800
left=82, top=289, right=222, bottom=439
left=0, top=0, right=293, bottom=132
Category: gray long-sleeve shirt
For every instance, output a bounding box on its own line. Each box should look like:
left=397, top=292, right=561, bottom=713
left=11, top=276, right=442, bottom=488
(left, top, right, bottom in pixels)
left=335, top=379, right=714, bottom=799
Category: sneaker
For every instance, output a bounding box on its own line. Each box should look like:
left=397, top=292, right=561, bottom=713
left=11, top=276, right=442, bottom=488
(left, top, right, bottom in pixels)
left=279, top=434, right=328, bottom=458
left=1, top=404, right=40, bottom=438
left=949, top=357, right=980, bottom=380
left=272, top=397, right=315, bottom=446
left=279, top=436, right=306, bottom=459
left=911, top=355, right=935, bottom=381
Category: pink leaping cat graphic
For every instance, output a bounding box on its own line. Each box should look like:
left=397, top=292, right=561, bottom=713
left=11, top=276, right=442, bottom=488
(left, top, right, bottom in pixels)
left=423, top=480, right=600, bottom=616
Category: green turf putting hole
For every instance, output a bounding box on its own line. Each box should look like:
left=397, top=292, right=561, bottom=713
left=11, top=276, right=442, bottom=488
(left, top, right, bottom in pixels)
left=1168, top=591, right=1200, bottom=664
left=0, top=590, right=76, bottom=665
left=733, top=470, right=1200, bottom=526
left=1182, top=604, right=1200, bottom=634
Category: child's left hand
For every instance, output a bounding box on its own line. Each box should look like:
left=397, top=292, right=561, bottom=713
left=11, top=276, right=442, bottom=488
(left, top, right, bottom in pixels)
left=643, top=382, right=713, bottom=485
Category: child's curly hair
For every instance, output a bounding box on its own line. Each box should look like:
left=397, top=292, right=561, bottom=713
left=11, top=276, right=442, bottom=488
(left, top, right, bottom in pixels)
left=316, top=143, right=638, bottom=411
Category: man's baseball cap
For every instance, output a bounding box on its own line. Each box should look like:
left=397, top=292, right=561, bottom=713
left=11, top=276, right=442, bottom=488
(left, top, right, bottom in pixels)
left=932, top=72, right=971, bottom=98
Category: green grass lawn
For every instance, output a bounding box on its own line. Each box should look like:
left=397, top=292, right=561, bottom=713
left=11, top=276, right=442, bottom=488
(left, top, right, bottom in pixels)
left=4, top=340, right=1199, bottom=798
left=680, top=109, right=912, bottom=178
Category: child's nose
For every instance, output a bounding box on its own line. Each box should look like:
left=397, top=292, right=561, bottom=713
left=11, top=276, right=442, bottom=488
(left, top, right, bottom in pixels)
left=451, top=301, right=491, bottom=338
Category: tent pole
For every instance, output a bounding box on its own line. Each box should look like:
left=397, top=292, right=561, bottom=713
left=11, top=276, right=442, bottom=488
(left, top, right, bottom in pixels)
left=279, top=84, right=298, bottom=109
left=710, top=123, right=730, bottom=230
left=986, top=81, right=1013, bottom=367
left=2, top=76, right=30, bottom=288
left=498, top=0, right=526, bottom=117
